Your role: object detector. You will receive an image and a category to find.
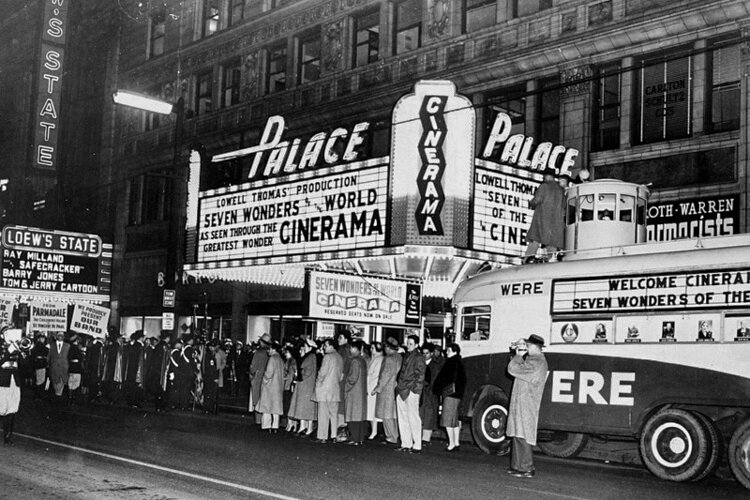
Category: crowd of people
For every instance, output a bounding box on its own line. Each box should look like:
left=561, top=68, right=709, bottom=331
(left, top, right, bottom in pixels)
left=0, top=325, right=469, bottom=454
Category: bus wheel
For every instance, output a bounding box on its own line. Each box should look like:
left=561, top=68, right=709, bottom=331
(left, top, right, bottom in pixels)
left=538, top=432, right=589, bottom=458
left=690, top=412, right=721, bottom=482
left=728, top=419, right=750, bottom=490
left=639, top=408, right=710, bottom=482
left=471, top=393, right=508, bottom=454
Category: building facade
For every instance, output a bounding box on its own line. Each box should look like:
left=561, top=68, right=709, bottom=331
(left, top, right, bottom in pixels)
left=108, top=0, right=750, bottom=342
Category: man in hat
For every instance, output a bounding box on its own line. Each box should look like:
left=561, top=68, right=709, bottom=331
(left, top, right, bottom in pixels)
left=524, top=167, right=565, bottom=264
left=372, top=337, right=402, bottom=445
left=47, top=331, right=70, bottom=403
left=67, top=334, right=85, bottom=405
left=313, top=338, right=343, bottom=442
left=250, top=333, right=271, bottom=423
left=506, top=334, right=548, bottom=478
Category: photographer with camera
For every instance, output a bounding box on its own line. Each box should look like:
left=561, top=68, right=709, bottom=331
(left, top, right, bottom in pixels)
left=506, top=334, right=548, bottom=478
left=0, top=326, right=22, bottom=445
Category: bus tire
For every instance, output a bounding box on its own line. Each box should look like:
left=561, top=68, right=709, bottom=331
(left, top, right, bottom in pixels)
left=471, top=393, right=509, bottom=454
left=728, top=419, right=750, bottom=490
left=538, top=432, right=589, bottom=458
left=690, top=412, right=721, bottom=482
left=639, top=408, right=710, bottom=482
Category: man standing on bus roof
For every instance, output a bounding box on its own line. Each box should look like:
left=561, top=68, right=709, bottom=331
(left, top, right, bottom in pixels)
left=524, top=167, right=565, bottom=264
left=506, top=334, right=548, bottom=478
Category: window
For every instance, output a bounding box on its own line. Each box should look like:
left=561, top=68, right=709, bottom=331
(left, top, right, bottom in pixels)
left=144, top=88, right=162, bottom=131
left=202, top=0, right=221, bottom=37
left=537, top=77, right=559, bottom=144
left=128, top=176, right=143, bottom=225
left=128, top=174, right=170, bottom=225
left=484, top=85, right=526, bottom=148
left=298, top=34, right=321, bottom=84
left=195, top=70, right=213, bottom=115
left=229, top=0, right=245, bottom=26
left=394, top=0, right=421, bottom=55
left=149, top=8, right=165, bottom=58
left=461, top=305, right=491, bottom=341
left=593, top=64, right=621, bottom=150
left=267, top=43, right=287, bottom=93
left=515, top=0, right=551, bottom=17
left=634, top=51, right=691, bottom=144
left=221, top=59, right=241, bottom=108
left=465, top=0, right=495, bottom=33
left=707, top=40, right=740, bottom=133
left=353, top=9, right=380, bottom=68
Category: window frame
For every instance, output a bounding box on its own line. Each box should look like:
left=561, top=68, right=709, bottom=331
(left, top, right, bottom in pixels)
left=706, top=37, right=741, bottom=134
left=298, top=32, right=321, bottom=85
left=229, top=0, right=245, bottom=26
left=464, top=0, right=496, bottom=33
left=393, top=0, right=422, bottom=55
left=460, top=305, right=492, bottom=342
left=537, top=77, right=560, bottom=144
left=592, top=63, right=621, bottom=151
left=353, top=9, right=380, bottom=68
left=195, top=69, right=213, bottom=116
left=148, top=8, right=166, bottom=58
left=202, top=0, right=221, bottom=38
left=266, top=42, right=287, bottom=94
left=221, top=58, right=241, bottom=108
left=484, top=84, right=527, bottom=150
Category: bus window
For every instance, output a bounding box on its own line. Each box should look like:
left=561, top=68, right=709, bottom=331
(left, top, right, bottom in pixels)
left=597, top=193, right=615, bottom=220
left=619, top=195, right=634, bottom=222
left=567, top=198, right=577, bottom=225
left=637, top=198, right=646, bottom=225
left=461, top=305, right=491, bottom=341
left=580, top=195, right=594, bottom=221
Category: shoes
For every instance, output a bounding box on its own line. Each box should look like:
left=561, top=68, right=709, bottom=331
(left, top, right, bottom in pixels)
left=381, top=439, right=398, bottom=445
left=409, top=449, right=422, bottom=454
left=367, top=434, right=377, bottom=440
left=509, top=470, right=535, bottom=478
left=523, top=256, right=536, bottom=265
left=314, top=439, right=328, bottom=444
left=445, top=445, right=460, bottom=452
left=346, top=441, right=362, bottom=446
left=505, top=467, right=519, bottom=474
left=395, top=447, right=411, bottom=452
left=421, top=440, right=431, bottom=446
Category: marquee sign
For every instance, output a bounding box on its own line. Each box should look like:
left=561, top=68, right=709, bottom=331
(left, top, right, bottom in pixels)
left=552, top=269, right=750, bottom=314
left=646, top=195, right=738, bottom=242
left=0, top=226, right=111, bottom=302
left=305, top=270, right=422, bottom=326
left=197, top=161, right=388, bottom=263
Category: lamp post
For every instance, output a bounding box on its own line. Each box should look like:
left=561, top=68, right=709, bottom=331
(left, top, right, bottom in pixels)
left=112, top=90, right=186, bottom=340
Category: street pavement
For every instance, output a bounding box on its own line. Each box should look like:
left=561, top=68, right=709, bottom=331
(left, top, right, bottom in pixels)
left=3, top=394, right=748, bottom=500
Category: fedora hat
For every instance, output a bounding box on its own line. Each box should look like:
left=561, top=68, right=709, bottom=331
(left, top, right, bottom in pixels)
left=525, top=334, right=545, bottom=347
left=384, top=337, right=400, bottom=350
left=259, top=333, right=272, bottom=345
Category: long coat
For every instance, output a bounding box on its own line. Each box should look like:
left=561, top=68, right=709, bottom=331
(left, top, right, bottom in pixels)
left=433, top=355, right=467, bottom=400
left=420, top=356, right=444, bottom=430
left=313, top=350, right=343, bottom=403
left=396, top=349, right=426, bottom=400
left=506, top=352, right=548, bottom=446
left=366, top=353, right=383, bottom=421
left=527, top=178, right=565, bottom=248
left=373, top=351, right=401, bottom=419
left=249, top=348, right=268, bottom=410
left=47, top=341, right=70, bottom=386
left=256, top=352, right=284, bottom=415
left=288, top=351, right=317, bottom=420
left=344, top=356, right=367, bottom=422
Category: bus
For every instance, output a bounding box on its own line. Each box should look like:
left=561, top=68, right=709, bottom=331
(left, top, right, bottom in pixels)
left=452, top=179, right=750, bottom=488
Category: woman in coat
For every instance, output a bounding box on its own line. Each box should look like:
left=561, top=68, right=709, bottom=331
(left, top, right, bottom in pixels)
left=372, top=337, right=402, bottom=445
left=344, top=340, right=368, bottom=445
left=288, top=339, right=317, bottom=436
left=257, top=341, right=284, bottom=432
left=282, top=345, right=299, bottom=432
left=366, top=341, right=383, bottom=439
left=434, top=342, right=467, bottom=452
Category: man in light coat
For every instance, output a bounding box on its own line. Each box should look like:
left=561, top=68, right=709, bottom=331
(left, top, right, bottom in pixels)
left=47, top=331, right=70, bottom=401
left=506, top=334, right=548, bottom=478
left=372, top=337, right=402, bottom=445
left=395, top=334, right=426, bottom=454
left=250, top=333, right=270, bottom=423
left=313, top=338, right=343, bottom=442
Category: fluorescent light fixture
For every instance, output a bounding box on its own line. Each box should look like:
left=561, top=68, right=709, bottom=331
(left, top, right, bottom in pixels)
left=112, top=90, right=174, bottom=115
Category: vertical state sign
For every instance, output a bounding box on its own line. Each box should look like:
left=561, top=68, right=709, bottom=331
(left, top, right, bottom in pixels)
left=34, top=0, right=69, bottom=170
left=391, top=81, right=474, bottom=246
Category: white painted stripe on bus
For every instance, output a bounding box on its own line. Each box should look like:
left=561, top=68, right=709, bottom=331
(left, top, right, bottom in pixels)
left=18, top=433, right=302, bottom=500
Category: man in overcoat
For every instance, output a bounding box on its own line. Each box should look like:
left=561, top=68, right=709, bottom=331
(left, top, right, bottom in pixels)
left=344, top=340, right=368, bottom=444
left=506, top=334, right=548, bottom=478
left=249, top=334, right=270, bottom=423
left=372, top=337, right=402, bottom=444
left=313, top=338, right=343, bottom=442
left=524, top=167, right=565, bottom=263
left=395, top=335, right=426, bottom=453
left=47, top=331, right=70, bottom=401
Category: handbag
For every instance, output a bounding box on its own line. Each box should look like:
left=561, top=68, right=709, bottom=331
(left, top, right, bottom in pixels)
left=441, top=382, right=456, bottom=398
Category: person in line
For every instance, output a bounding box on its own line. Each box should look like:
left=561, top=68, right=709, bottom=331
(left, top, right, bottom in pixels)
left=434, top=343, right=466, bottom=452
left=395, top=334, right=426, bottom=454
left=168, top=338, right=188, bottom=409
left=419, top=343, right=443, bottom=445
left=101, top=330, right=124, bottom=404
left=288, top=339, right=317, bottom=437
left=344, top=340, right=368, bottom=445
left=249, top=334, right=270, bottom=422
left=524, top=167, right=565, bottom=264
left=257, top=341, right=284, bottom=432
left=0, top=327, right=21, bottom=445
left=122, top=331, right=145, bottom=408
left=506, top=334, right=548, bottom=478
left=214, top=340, right=227, bottom=395
left=30, top=333, right=49, bottom=400
left=335, top=330, right=353, bottom=442
left=282, top=345, right=299, bottom=432
left=67, top=334, right=85, bottom=405
left=313, top=338, right=343, bottom=443
left=365, top=341, right=383, bottom=440
left=47, top=331, right=70, bottom=404
left=372, top=337, right=402, bottom=446
left=202, top=340, right=221, bottom=414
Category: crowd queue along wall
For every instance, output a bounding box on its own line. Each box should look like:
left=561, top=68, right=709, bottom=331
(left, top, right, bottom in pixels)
left=453, top=178, right=750, bottom=488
